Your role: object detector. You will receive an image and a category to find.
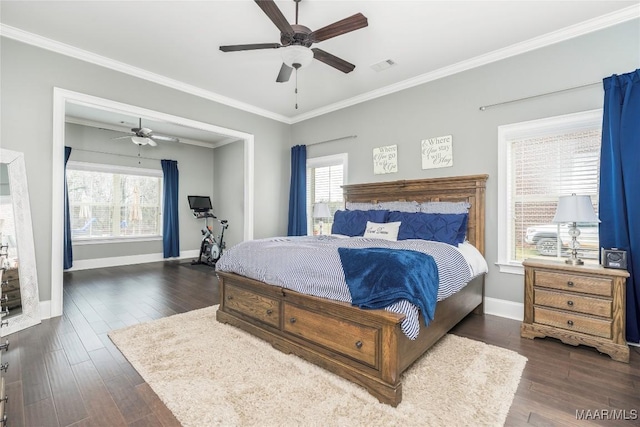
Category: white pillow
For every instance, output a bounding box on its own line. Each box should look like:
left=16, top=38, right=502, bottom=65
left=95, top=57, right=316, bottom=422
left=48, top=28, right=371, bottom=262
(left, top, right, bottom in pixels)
left=363, top=221, right=401, bottom=241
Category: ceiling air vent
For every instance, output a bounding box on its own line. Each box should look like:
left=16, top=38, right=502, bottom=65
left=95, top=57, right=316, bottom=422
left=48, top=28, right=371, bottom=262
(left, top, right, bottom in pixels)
left=370, top=59, right=396, bottom=72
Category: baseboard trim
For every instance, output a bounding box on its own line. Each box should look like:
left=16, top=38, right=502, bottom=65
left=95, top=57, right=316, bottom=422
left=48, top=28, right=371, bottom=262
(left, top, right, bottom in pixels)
left=484, top=297, right=524, bottom=321
left=66, top=250, right=200, bottom=272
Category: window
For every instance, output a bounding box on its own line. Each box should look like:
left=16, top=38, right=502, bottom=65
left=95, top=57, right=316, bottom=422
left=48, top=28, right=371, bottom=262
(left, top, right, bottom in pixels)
left=497, top=110, right=602, bottom=273
left=67, top=162, right=163, bottom=242
left=306, top=153, right=348, bottom=235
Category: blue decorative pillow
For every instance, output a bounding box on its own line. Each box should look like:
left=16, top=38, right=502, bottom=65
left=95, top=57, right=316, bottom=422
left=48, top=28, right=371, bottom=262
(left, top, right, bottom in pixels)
left=387, top=211, right=468, bottom=245
left=332, top=210, right=388, bottom=236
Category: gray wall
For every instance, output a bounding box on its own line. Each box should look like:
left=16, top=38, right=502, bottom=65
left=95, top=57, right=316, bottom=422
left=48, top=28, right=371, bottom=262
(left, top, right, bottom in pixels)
left=213, top=139, right=245, bottom=248
left=291, top=20, right=640, bottom=304
left=0, top=37, right=291, bottom=301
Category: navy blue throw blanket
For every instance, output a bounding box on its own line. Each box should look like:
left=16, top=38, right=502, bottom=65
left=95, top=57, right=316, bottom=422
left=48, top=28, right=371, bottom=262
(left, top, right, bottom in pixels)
left=338, top=247, right=439, bottom=325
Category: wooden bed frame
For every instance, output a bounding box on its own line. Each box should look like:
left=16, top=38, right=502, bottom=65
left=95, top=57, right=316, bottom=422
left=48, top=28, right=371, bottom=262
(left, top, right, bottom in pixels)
left=216, top=174, right=488, bottom=406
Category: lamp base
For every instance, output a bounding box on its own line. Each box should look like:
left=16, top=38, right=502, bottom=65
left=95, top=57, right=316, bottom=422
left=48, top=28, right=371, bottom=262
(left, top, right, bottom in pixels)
left=565, top=257, right=584, bottom=266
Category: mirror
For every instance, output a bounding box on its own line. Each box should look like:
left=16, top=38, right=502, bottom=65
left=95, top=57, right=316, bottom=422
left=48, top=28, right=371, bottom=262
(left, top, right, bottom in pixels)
left=0, top=148, right=41, bottom=336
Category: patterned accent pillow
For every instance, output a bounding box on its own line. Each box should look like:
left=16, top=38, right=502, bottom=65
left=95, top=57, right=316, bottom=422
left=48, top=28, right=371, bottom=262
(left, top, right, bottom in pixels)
left=419, top=201, right=471, bottom=214
left=377, top=201, right=420, bottom=213
left=332, top=210, right=389, bottom=237
left=387, top=211, right=468, bottom=245
left=345, top=202, right=379, bottom=211
left=363, top=221, right=401, bottom=241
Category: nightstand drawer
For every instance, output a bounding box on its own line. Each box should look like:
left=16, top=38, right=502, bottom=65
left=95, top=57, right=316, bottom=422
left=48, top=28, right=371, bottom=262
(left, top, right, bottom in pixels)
left=534, top=288, right=612, bottom=318
left=534, top=270, right=612, bottom=297
left=534, top=307, right=611, bottom=339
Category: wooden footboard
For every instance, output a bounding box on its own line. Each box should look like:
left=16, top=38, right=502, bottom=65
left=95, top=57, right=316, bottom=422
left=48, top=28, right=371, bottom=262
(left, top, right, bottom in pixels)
left=216, top=271, right=484, bottom=406
left=216, top=175, right=488, bottom=406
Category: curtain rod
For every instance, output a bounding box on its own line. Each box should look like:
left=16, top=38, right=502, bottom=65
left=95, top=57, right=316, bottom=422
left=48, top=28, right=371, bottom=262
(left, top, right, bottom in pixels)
left=307, top=135, right=357, bottom=146
left=70, top=147, right=162, bottom=162
left=479, top=81, right=601, bottom=111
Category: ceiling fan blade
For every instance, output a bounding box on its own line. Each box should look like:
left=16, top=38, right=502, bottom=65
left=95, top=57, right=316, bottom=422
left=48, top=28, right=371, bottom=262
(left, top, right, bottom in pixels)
left=312, top=48, right=356, bottom=74
left=111, top=135, right=133, bottom=140
left=149, top=134, right=180, bottom=143
left=309, top=13, right=368, bottom=42
left=276, top=63, right=293, bottom=83
left=146, top=139, right=158, bottom=147
left=254, top=0, right=294, bottom=37
left=220, top=43, right=281, bottom=52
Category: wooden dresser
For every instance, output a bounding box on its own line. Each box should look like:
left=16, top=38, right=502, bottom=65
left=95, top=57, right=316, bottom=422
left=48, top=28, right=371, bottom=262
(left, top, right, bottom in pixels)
left=0, top=246, right=10, bottom=425
left=521, top=258, right=629, bottom=362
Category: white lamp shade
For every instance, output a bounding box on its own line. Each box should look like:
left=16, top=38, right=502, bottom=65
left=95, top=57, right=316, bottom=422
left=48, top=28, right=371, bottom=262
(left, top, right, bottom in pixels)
left=281, top=45, right=314, bottom=68
left=552, top=194, right=600, bottom=223
left=313, top=202, right=331, bottom=219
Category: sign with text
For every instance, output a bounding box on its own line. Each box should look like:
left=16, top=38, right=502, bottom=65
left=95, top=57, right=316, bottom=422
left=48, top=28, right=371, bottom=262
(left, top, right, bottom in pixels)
left=373, top=144, right=398, bottom=175
left=421, top=135, right=453, bottom=169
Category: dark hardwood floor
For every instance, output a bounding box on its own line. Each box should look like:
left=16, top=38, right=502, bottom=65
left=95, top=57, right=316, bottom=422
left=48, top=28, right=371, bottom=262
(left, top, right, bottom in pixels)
left=2, top=261, right=638, bottom=426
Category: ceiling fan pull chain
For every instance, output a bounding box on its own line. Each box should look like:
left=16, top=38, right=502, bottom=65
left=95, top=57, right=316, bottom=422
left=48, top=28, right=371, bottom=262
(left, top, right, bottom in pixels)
left=295, top=68, right=299, bottom=110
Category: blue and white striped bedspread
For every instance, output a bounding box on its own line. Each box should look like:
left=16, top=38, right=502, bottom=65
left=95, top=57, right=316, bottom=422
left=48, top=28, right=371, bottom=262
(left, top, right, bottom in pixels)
left=215, top=235, right=473, bottom=339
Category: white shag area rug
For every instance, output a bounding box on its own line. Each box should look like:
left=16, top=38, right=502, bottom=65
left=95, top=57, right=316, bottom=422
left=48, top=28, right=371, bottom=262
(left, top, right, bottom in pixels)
left=109, top=305, right=526, bottom=427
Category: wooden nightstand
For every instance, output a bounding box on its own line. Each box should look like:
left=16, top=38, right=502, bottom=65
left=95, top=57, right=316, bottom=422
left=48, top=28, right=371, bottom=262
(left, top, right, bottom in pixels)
left=520, top=258, right=630, bottom=363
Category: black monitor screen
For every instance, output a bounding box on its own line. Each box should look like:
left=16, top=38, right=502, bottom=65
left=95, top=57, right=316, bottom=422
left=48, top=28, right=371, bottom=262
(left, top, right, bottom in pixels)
left=188, top=195, right=212, bottom=212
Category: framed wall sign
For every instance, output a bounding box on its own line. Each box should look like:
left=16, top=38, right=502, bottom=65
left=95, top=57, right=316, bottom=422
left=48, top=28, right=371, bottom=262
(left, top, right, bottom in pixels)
left=421, top=135, right=453, bottom=169
left=373, top=144, right=398, bottom=174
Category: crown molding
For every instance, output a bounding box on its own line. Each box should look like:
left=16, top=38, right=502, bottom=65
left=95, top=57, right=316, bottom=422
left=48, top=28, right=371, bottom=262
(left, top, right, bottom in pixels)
left=2, top=4, right=638, bottom=125
left=290, top=4, right=640, bottom=123
left=0, top=24, right=293, bottom=125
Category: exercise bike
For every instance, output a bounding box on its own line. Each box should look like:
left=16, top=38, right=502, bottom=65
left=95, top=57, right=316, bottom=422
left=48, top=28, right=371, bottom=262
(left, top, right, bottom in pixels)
left=188, top=195, right=229, bottom=267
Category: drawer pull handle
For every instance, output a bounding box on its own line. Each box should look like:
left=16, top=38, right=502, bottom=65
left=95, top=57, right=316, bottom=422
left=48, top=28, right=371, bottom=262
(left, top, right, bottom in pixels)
left=567, top=300, right=574, bottom=306
left=0, top=340, right=8, bottom=351
left=567, top=281, right=574, bottom=287
left=227, top=295, right=233, bottom=301
left=266, top=309, right=273, bottom=315
left=0, top=362, right=7, bottom=372
left=289, top=317, right=296, bottom=324
left=0, top=320, right=7, bottom=328
left=567, top=320, right=574, bottom=326
left=355, top=341, right=363, bottom=349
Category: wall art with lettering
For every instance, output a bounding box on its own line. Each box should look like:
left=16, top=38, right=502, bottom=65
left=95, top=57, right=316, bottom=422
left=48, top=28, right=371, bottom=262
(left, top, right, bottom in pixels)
left=373, top=144, right=398, bottom=175
left=421, top=135, right=453, bottom=169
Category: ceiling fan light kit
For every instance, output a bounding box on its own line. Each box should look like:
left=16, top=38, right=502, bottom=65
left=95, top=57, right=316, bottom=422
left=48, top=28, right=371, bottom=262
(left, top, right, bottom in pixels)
left=281, top=45, right=313, bottom=69
left=131, top=136, right=155, bottom=146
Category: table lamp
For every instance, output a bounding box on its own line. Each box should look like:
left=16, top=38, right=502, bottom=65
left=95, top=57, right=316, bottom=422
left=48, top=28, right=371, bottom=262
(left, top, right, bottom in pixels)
left=312, top=202, right=331, bottom=235
left=552, top=194, right=600, bottom=265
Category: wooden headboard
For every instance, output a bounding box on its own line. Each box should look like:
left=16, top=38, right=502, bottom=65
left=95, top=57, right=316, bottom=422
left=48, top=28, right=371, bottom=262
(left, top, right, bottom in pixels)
left=342, top=175, right=488, bottom=255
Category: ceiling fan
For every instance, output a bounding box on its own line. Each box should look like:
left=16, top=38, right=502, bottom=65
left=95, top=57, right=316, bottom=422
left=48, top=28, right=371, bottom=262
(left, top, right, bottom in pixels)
left=112, top=118, right=180, bottom=146
left=220, top=0, right=368, bottom=83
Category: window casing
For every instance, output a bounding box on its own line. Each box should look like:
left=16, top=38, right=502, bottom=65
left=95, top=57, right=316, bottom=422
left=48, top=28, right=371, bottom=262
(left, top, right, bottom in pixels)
left=67, top=161, right=163, bottom=243
left=306, top=153, right=348, bottom=235
left=497, top=110, right=602, bottom=274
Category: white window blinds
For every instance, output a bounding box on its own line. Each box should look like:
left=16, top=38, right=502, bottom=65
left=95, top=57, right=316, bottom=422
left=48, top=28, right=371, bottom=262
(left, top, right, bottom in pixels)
left=499, top=110, right=602, bottom=268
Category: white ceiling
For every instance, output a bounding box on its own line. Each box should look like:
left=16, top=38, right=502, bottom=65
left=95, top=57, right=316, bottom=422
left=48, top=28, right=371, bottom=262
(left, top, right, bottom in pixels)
left=1, top=1, right=639, bottom=138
